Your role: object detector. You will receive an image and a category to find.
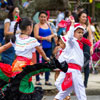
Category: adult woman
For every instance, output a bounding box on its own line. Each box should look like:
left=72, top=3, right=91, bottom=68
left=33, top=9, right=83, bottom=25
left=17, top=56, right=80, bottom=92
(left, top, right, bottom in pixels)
left=1, top=6, right=20, bottom=65
left=34, top=11, right=55, bottom=85
left=78, top=10, right=93, bottom=88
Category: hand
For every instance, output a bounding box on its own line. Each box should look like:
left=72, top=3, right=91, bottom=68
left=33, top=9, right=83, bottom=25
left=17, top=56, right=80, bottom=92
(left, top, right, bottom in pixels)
left=45, top=57, right=50, bottom=62
left=16, top=30, right=21, bottom=34
left=46, top=35, right=52, bottom=42
left=52, top=34, right=57, bottom=38
left=69, top=16, right=75, bottom=25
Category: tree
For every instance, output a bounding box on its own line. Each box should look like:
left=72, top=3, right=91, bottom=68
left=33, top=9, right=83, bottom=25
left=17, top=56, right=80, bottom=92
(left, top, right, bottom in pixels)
left=0, top=0, right=70, bottom=20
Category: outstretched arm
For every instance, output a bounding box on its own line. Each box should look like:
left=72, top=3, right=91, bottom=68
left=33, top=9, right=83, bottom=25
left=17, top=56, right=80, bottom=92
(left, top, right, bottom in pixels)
left=0, top=42, right=12, bottom=53
left=35, top=46, right=50, bottom=62
left=65, top=16, right=75, bottom=41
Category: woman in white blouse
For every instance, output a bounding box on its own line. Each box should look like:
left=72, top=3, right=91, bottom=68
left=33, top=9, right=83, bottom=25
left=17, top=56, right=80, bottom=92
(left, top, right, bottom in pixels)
left=1, top=6, right=21, bottom=65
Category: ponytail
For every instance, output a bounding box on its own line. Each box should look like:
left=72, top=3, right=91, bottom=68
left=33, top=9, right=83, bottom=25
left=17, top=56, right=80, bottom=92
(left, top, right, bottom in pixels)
left=11, top=15, right=22, bottom=43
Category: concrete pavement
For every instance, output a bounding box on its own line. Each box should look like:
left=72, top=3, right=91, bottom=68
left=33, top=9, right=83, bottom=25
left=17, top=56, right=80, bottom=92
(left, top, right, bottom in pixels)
left=42, top=95, right=100, bottom=100
left=32, top=72, right=100, bottom=95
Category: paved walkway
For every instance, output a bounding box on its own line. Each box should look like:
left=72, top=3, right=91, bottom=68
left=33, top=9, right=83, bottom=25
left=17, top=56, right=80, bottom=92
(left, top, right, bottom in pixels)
left=42, top=95, right=100, bottom=100
left=32, top=72, right=100, bottom=95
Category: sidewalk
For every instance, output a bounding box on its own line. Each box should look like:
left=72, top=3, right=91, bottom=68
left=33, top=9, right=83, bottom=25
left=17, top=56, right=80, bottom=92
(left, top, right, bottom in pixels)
left=32, top=72, right=100, bottom=95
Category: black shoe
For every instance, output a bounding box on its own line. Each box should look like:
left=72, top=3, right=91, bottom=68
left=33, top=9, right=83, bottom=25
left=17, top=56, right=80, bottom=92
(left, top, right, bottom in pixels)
left=45, top=82, right=52, bottom=86
left=35, top=82, right=42, bottom=85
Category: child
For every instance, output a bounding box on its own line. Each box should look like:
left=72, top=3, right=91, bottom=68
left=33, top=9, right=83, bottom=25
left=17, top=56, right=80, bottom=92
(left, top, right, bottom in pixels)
left=53, top=36, right=63, bottom=81
left=54, top=16, right=91, bottom=100
left=0, top=17, right=50, bottom=73
left=53, top=36, right=71, bottom=100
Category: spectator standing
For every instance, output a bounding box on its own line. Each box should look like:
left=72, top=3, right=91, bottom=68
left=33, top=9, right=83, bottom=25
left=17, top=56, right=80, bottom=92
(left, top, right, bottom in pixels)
left=72, top=6, right=84, bottom=22
left=78, top=10, right=93, bottom=88
left=34, top=11, right=55, bottom=85
left=1, top=6, right=20, bottom=65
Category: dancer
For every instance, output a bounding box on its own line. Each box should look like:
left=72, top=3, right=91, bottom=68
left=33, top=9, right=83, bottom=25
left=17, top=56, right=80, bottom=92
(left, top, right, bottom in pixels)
left=0, top=16, right=68, bottom=100
left=53, top=35, right=70, bottom=100
left=54, top=16, right=91, bottom=100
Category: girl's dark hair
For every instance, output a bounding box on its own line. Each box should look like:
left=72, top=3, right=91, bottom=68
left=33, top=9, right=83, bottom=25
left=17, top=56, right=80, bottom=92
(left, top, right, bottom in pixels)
left=78, top=10, right=87, bottom=22
left=57, top=35, right=61, bottom=41
left=7, top=6, right=17, bottom=21
left=11, top=17, right=32, bottom=43
left=38, top=11, right=48, bottom=17
left=19, top=18, right=32, bottom=31
left=64, top=10, right=70, bottom=18
left=56, top=35, right=62, bottom=46
left=5, top=35, right=14, bottom=43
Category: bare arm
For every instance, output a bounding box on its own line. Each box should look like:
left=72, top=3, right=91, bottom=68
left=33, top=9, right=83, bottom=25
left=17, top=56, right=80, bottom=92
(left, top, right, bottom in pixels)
left=4, top=22, right=21, bottom=35
left=35, top=46, right=50, bottom=62
left=53, top=46, right=59, bottom=56
left=4, top=22, right=13, bottom=35
left=0, top=42, right=12, bottom=53
left=66, top=16, right=75, bottom=40
left=87, top=25, right=93, bottom=55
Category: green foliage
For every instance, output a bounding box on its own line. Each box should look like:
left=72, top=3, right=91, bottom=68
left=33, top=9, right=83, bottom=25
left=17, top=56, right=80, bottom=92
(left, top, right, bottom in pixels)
left=95, top=3, right=100, bottom=9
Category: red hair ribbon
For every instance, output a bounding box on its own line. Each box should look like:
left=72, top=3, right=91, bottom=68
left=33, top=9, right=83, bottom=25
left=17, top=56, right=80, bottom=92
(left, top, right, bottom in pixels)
left=15, top=14, right=22, bottom=23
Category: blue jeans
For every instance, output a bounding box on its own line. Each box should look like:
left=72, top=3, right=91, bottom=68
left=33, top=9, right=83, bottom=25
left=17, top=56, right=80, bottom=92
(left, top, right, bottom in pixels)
left=1, top=40, right=15, bottom=65
left=36, top=48, right=52, bottom=82
left=0, top=29, right=4, bottom=43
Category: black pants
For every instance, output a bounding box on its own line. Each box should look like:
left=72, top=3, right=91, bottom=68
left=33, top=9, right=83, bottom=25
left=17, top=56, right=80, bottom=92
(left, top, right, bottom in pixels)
left=83, top=44, right=90, bottom=87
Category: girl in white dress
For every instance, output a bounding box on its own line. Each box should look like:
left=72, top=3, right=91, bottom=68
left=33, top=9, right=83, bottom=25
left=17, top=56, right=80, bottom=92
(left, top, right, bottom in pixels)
left=0, top=17, right=50, bottom=73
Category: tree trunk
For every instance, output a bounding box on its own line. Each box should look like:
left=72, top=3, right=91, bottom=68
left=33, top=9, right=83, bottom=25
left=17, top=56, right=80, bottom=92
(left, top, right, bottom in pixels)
left=0, top=0, right=69, bottom=20
left=13, top=0, right=70, bottom=18
left=92, top=0, right=95, bottom=20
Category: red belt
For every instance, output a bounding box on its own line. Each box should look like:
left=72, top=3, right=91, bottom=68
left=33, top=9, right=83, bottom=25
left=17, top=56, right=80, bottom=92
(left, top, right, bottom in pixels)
left=68, top=63, right=81, bottom=71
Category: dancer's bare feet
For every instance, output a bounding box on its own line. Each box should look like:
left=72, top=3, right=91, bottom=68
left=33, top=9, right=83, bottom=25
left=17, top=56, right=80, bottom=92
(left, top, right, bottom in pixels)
left=63, top=96, right=71, bottom=100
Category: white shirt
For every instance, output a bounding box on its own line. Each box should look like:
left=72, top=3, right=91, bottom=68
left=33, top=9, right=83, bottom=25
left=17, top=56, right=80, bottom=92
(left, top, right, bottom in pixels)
left=58, top=26, right=84, bottom=67
left=14, top=34, right=40, bottom=59
left=91, top=25, right=95, bottom=39
left=4, top=18, right=20, bottom=32
left=90, top=25, right=95, bottom=32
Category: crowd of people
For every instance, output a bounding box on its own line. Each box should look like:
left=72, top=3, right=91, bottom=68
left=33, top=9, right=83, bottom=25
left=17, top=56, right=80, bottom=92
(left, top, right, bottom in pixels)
left=0, top=0, right=100, bottom=100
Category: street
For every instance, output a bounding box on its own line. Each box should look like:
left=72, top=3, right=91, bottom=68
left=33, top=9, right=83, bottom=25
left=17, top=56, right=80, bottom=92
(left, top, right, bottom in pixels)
left=43, top=95, right=100, bottom=100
